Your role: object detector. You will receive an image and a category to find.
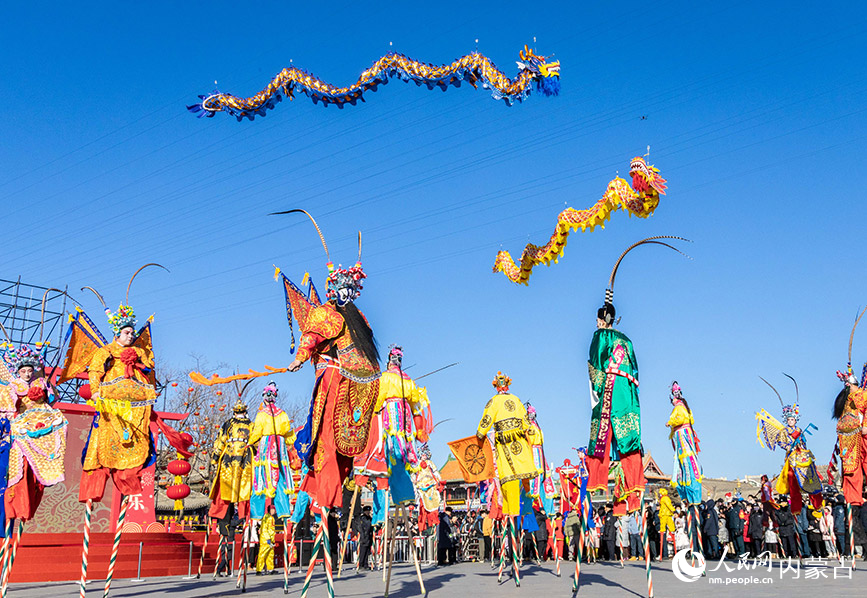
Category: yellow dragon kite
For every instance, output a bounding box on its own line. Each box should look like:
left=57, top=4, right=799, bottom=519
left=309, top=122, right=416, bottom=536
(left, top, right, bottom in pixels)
left=493, top=156, right=667, bottom=285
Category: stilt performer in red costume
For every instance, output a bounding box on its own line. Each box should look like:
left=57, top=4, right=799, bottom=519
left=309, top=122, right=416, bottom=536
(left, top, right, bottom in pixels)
left=281, top=210, right=381, bottom=598
left=584, top=237, right=690, bottom=598
left=61, top=265, right=193, bottom=598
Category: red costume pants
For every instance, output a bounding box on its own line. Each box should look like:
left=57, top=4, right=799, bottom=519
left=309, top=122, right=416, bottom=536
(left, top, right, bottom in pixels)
left=587, top=426, right=644, bottom=514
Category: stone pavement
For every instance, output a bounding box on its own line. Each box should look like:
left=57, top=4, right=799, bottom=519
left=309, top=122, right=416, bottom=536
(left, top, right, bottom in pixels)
left=11, top=558, right=867, bottom=597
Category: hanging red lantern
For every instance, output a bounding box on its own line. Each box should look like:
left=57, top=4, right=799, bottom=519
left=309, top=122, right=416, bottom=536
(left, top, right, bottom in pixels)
left=171, top=382, right=178, bottom=387
left=199, top=465, right=206, bottom=470
left=218, top=406, right=225, bottom=412
left=78, top=384, right=92, bottom=401
left=193, top=411, right=200, bottom=416
left=216, top=390, right=223, bottom=396
left=167, top=484, right=190, bottom=500
left=188, top=387, right=194, bottom=393
left=209, top=403, right=215, bottom=408
left=167, top=460, right=191, bottom=476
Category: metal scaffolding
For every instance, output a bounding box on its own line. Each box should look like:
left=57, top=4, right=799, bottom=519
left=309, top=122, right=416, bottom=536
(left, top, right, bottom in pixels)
left=0, top=277, right=82, bottom=402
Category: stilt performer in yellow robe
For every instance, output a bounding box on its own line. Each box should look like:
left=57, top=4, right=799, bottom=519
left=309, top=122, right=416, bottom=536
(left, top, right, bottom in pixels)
left=209, top=398, right=254, bottom=519
left=61, top=265, right=192, bottom=598
left=477, top=371, right=540, bottom=586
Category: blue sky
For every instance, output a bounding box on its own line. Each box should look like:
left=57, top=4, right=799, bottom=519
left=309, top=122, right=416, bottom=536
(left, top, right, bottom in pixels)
left=2, top=2, right=866, bottom=481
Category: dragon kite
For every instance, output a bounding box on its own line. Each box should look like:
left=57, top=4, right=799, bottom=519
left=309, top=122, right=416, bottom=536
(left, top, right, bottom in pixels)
left=188, top=46, right=560, bottom=120
left=492, top=156, right=667, bottom=285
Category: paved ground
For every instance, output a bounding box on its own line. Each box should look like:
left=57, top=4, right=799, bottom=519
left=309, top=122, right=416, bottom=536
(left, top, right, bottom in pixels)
left=11, top=559, right=867, bottom=597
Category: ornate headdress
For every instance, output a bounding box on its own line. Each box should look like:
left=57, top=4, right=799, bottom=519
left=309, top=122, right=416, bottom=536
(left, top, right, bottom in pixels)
left=387, top=345, right=403, bottom=367
left=0, top=342, right=47, bottom=373
left=837, top=307, right=867, bottom=387
left=262, top=381, right=278, bottom=402
left=600, top=236, right=691, bottom=324
left=270, top=209, right=366, bottom=307
left=417, top=442, right=432, bottom=461
left=670, top=381, right=683, bottom=400
left=760, top=374, right=800, bottom=424
left=492, top=371, right=512, bottom=393
left=83, top=263, right=168, bottom=338
left=233, top=398, right=248, bottom=415
left=107, top=305, right=136, bottom=336
left=526, top=402, right=537, bottom=422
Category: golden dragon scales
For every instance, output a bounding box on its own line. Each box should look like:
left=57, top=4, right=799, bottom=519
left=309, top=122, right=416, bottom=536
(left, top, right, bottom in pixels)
left=493, top=157, right=667, bottom=284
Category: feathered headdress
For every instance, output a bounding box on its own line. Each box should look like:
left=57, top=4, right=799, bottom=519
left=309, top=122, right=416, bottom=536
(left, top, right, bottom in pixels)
left=492, top=371, right=512, bottom=393
left=85, top=263, right=168, bottom=337
left=837, top=307, right=866, bottom=387
left=0, top=342, right=47, bottom=373
left=270, top=209, right=366, bottom=307
left=600, top=236, right=691, bottom=324
left=760, top=373, right=800, bottom=424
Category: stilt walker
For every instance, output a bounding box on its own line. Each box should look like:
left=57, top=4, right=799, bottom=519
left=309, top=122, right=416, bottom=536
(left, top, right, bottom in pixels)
left=0, top=305, right=69, bottom=591
left=584, top=237, right=689, bottom=597
left=832, top=308, right=867, bottom=571
left=665, top=381, right=703, bottom=549
left=476, top=372, right=542, bottom=587
left=196, top=517, right=212, bottom=578
left=756, top=376, right=824, bottom=516
left=62, top=267, right=192, bottom=597
left=281, top=211, right=382, bottom=598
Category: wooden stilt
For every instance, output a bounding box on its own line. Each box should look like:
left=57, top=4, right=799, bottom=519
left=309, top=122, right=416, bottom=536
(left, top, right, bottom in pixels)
left=196, top=517, right=212, bottom=578
left=381, top=491, right=389, bottom=582
left=102, top=495, right=130, bottom=598
left=78, top=502, right=93, bottom=598
left=282, top=518, right=291, bottom=594
left=400, top=505, right=426, bottom=595
left=337, top=486, right=359, bottom=578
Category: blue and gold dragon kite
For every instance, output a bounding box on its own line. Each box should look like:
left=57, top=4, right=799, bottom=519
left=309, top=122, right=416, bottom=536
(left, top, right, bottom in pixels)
left=188, top=45, right=560, bottom=120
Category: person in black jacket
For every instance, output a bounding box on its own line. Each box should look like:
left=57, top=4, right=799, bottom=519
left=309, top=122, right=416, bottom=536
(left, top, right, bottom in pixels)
left=747, top=502, right=764, bottom=556
left=725, top=500, right=746, bottom=557
left=602, top=506, right=617, bottom=561
left=534, top=508, right=549, bottom=561
left=775, top=498, right=798, bottom=559
left=701, top=499, right=720, bottom=559
left=355, top=506, right=374, bottom=570
left=437, top=508, right=456, bottom=565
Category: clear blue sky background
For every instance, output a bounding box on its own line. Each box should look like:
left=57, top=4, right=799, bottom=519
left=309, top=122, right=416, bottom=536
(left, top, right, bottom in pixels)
left=2, top=2, right=866, bottom=481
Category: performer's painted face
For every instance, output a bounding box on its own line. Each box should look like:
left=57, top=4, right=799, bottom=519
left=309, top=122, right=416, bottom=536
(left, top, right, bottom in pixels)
left=17, top=366, right=34, bottom=382
left=596, top=317, right=610, bottom=329
left=786, top=417, right=796, bottom=427
left=116, top=326, right=136, bottom=347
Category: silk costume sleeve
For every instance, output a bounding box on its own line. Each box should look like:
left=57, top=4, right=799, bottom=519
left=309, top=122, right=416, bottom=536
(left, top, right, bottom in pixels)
left=248, top=413, right=265, bottom=446
left=477, top=397, right=496, bottom=439
left=211, top=426, right=227, bottom=467
left=88, top=345, right=111, bottom=398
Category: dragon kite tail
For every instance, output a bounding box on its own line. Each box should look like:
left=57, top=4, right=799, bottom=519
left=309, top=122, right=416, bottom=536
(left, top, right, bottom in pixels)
left=493, top=156, right=666, bottom=285
left=188, top=45, right=560, bottom=121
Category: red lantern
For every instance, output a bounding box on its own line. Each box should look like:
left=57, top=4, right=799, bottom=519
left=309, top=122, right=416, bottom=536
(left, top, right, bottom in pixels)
left=188, top=387, right=194, bottom=393
left=78, top=384, right=92, bottom=401
left=216, top=390, right=223, bottom=396
left=167, top=460, right=191, bottom=476
left=209, top=403, right=215, bottom=408
left=183, top=401, right=189, bottom=407
left=219, top=406, right=225, bottom=412
left=166, top=484, right=190, bottom=500
left=171, top=382, right=178, bottom=387
left=199, top=465, right=206, bottom=470
left=193, top=411, right=200, bottom=416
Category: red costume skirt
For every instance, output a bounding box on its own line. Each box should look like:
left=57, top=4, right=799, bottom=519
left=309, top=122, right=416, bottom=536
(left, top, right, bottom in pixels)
left=299, top=368, right=354, bottom=509
left=843, top=435, right=867, bottom=506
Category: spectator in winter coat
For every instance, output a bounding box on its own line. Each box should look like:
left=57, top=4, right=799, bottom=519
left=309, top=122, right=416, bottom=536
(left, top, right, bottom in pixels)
left=437, top=508, right=457, bottom=565
left=725, top=500, right=746, bottom=556
left=747, top=503, right=764, bottom=556
left=775, top=499, right=798, bottom=558
left=795, top=504, right=812, bottom=558
left=602, top=508, right=617, bottom=561
left=355, top=506, right=374, bottom=570
left=702, top=499, right=720, bottom=559
left=832, top=496, right=847, bottom=556
left=626, top=513, right=641, bottom=560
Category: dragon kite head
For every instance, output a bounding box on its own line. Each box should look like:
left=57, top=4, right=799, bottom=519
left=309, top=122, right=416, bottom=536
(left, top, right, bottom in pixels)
left=629, top=156, right=667, bottom=198
left=517, top=45, right=560, bottom=97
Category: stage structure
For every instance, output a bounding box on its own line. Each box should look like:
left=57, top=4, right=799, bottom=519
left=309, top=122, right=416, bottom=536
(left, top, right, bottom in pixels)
left=0, top=277, right=77, bottom=392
